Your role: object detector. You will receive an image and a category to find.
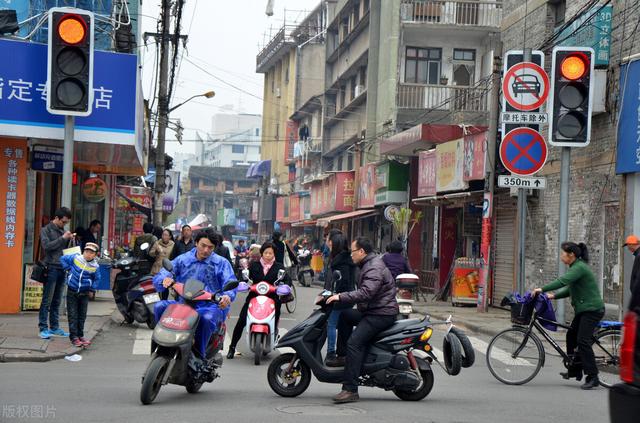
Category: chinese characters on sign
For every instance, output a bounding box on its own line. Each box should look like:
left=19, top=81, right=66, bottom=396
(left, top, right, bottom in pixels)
left=418, top=150, right=436, bottom=197
left=501, top=112, right=547, bottom=124
left=0, top=77, right=113, bottom=109
left=557, top=5, right=612, bottom=66
left=3, top=146, right=24, bottom=248
left=436, top=139, right=468, bottom=192
left=336, top=172, right=355, bottom=210
left=310, top=172, right=355, bottom=215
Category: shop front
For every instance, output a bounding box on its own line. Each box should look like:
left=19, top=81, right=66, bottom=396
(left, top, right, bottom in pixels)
left=373, top=161, right=409, bottom=252
left=0, top=39, right=146, bottom=313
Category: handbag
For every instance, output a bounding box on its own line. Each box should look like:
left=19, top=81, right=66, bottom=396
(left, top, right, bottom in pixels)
left=282, top=241, right=293, bottom=268
left=31, top=237, right=48, bottom=284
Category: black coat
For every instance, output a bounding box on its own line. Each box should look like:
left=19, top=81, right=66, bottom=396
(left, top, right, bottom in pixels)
left=330, top=251, right=356, bottom=310
left=170, top=238, right=195, bottom=260
left=248, top=260, right=290, bottom=286
left=272, top=239, right=298, bottom=266
left=340, top=253, right=398, bottom=316
left=215, top=245, right=233, bottom=265
left=630, top=249, right=640, bottom=312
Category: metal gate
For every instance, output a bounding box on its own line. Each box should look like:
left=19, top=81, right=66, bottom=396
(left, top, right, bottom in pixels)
left=492, top=195, right=517, bottom=305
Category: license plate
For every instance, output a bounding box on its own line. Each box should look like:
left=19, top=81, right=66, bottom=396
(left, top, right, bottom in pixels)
left=143, top=293, right=160, bottom=304
left=399, top=305, right=413, bottom=314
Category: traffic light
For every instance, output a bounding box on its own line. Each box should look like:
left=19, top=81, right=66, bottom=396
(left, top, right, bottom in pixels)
left=47, top=8, right=94, bottom=116
left=548, top=46, right=595, bottom=147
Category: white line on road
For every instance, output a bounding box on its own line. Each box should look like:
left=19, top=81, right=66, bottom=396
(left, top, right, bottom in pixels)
left=467, top=335, right=534, bottom=366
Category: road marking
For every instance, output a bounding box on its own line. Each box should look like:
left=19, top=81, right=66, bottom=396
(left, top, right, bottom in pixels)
left=468, top=335, right=534, bottom=366
left=132, top=328, right=152, bottom=355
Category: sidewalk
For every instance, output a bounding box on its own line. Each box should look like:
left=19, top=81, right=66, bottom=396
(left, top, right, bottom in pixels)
left=0, top=291, right=116, bottom=363
left=412, top=298, right=567, bottom=344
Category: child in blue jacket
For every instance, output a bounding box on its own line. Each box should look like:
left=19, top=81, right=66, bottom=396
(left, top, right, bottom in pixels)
left=60, top=242, right=101, bottom=347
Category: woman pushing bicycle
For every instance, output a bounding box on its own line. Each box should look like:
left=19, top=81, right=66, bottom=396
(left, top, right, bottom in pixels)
left=532, top=241, right=605, bottom=390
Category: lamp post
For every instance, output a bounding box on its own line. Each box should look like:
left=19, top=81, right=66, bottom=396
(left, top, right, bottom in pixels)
left=154, top=90, right=215, bottom=225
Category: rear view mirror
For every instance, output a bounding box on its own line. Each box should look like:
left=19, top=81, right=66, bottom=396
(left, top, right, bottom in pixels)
left=162, top=258, right=173, bottom=272
left=277, top=269, right=286, bottom=280
left=241, top=268, right=250, bottom=281
left=332, top=270, right=342, bottom=281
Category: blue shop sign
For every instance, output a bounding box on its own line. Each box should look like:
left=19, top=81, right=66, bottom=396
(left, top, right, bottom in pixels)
left=0, top=39, right=137, bottom=144
left=615, top=60, right=640, bottom=174
left=31, top=146, right=63, bottom=173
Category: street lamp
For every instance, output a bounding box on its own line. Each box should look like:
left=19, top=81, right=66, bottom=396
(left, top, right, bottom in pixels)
left=168, top=90, right=215, bottom=113
left=154, top=89, right=215, bottom=225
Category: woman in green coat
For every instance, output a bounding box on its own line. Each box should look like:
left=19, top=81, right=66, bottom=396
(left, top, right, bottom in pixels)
left=532, top=242, right=605, bottom=390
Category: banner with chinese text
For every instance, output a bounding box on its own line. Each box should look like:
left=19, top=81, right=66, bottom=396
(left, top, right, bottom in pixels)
left=418, top=151, right=436, bottom=197
left=0, top=138, right=27, bottom=313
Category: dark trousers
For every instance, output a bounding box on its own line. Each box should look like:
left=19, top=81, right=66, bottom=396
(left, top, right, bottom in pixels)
left=567, top=309, right=605, bottom=377
left=38, top=266, right=66, bottom=332
left=337, top=309, right=396, bottom=392
left=229, top=294, right=282, bottom=348
left=67, top=290, right=90, bottom=340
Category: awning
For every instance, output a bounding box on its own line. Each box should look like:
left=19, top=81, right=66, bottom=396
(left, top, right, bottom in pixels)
left=412, top=190, right=484, bottom=205
left=380, top=124, right=486, bottom=156
left=317, top=209, right=377, bottom=226
left=246, top=160, right=271, bottom=178
left=291, top=220, right=316, bottom=227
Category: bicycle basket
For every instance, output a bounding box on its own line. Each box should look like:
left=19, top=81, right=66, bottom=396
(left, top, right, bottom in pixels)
left=510, top=302, right=534, bottom=325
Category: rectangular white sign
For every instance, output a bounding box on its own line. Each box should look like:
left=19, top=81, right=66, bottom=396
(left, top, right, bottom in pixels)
left=501, top=112, right=548, bottom=124
left=498, top=175, right=546, bottom=189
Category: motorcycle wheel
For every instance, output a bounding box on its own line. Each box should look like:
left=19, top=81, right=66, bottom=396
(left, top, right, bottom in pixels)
left=449, top=327, right=475, bottom=368
left=443, top=333, right=463, bottom=376
left=140, top=356, right=169, bottom=405
left=254, top=333, right=264, bottom=366
left=185, top=381, right=203, bottom=394
left=393, top=369, right=434, bottom=401
left=267, top=353, right=311, bottom=397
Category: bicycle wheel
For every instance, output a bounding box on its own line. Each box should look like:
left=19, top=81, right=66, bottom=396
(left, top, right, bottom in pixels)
left=486, top=327, right=544, bottom=385
left=593, top=329, right=621, bottom=388
left=286, top=284, right=297, bottom=313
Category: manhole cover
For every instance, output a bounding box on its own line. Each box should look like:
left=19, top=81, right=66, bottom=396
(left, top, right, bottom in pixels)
left=276, top=404, right=366, bottom=416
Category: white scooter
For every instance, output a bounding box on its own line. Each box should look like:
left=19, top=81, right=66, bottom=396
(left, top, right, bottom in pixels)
left=237, top=268, right=291, bottom=365
left=396, top=273, right=419, bottom=319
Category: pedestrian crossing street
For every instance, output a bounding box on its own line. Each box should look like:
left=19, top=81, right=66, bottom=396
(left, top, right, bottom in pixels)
left=130, top=327, right=533, bottom=368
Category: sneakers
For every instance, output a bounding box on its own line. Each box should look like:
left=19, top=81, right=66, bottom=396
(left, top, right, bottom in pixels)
left=71, top=338, right=84, bottom=348
left=49, top=328, right=70, bottom=337
left=78, top=337, right=91, bottom=347
left=581, top=375, right=600, bottom=390
left=332, top=390, right=359, bottom=404
left=39, top=330, right=51, bottom=339
left=325, top=355, right=346, bottom=367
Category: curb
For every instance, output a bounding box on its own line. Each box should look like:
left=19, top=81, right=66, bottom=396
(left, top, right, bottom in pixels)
left=0, top=314, right=113, bottom=363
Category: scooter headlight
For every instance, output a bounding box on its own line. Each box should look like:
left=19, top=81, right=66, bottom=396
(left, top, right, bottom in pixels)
left=153, top=326, right=191, bottom=345
left=419, top=327, right=433, bottom=342
left=256, top=282, right=270, bottom=295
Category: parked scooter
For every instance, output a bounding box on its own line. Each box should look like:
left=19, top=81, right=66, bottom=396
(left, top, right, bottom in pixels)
left=140, top=259, right=239, bottom=405
left=396, top=273, right=419, bottom=319
left=296, top=247, right=314, bottom=287
left=266, top=270, right=436, bottom=401
left=106, top=243, right=159, bottom=329
left=238, top=268, right=292, bottom=365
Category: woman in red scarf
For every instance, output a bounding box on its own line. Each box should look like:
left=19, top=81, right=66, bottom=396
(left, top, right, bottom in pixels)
left=227, top=242, right=290, bottom=359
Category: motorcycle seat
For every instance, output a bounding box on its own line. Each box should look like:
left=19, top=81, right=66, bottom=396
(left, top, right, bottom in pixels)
left=375, top=318, right=423, bottom=338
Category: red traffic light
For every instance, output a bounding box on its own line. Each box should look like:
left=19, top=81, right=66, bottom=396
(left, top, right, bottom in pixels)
left=560, top=54, right=587, bottom=80
left=57, top=14, right=87, bottom=45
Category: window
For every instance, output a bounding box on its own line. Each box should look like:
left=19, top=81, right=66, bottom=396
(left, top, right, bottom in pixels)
left=550, top=0, right=566, bottom=27
left=452, top=49, right=476, bottom=86
left=405, top=47, right=441, bottom=85
left=350, top=75, right=358, bottom=100
left=340, top=85, right=347, bottom=109
left=232, top=145, right=244, bottom=154
left=255, top=128, right=260, bottom=137
left=337, top=155, right=343, bottom=171
left=347, top=152, right=354, bottom=170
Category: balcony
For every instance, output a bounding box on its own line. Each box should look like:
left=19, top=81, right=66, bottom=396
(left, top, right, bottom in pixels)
left=256, top=26, right=297, bottom=73
left=400, top=0, right=502, bottom=28
left=397, top=83, right=488, bottom=112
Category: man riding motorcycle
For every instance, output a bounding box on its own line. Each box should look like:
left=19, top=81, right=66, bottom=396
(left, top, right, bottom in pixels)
left=326, top=236, right=399, bottom=404
left=152, top=230, right=237, bottom=358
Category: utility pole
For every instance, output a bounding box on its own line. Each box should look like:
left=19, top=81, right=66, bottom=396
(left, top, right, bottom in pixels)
left=478, top=37, right=502, bottom=312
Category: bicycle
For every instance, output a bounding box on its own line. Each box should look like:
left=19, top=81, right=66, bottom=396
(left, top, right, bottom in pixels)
left=486, top=301, right=622, bottom=387
left=285, top=283, right=297, bottom=314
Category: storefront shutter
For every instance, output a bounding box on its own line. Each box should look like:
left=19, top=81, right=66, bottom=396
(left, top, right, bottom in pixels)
left=492, top=195, right=517, bottom=305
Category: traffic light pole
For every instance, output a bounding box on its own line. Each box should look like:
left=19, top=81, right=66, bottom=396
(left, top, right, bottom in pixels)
left=557, top=147, right=570, bottom=320
left=61, top=115, right=75, bottom=210
left=153, top=0, right=171, bottom=226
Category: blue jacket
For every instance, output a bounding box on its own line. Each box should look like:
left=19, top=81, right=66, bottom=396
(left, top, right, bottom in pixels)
left=60, top=254, right=101, bottom=293
left=153, top=249, right=238, bottom=302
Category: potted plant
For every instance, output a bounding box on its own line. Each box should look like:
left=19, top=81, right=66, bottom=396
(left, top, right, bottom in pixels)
left=440, top=75, right=448, bottom=85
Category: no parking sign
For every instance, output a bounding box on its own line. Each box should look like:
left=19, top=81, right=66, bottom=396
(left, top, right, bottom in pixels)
left=499, top=127, right=548, bottom=176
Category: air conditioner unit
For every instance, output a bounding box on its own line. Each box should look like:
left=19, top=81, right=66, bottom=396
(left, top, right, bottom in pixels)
left=354, top=85, right=365, bottom=97
left=275, top=87, right=281, bottom=98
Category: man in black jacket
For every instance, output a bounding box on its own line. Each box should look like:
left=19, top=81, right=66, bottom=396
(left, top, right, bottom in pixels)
left=38, top=207, right=73, bottom=339
left=326, top=237, right=398, bottom=403
left=625, top=235, right=640, bottom=312
left=170, top=224, right=194, bottom=260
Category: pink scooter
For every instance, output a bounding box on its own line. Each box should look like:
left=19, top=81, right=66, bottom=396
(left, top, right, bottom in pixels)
left=238, top=268, right=291, bottom=365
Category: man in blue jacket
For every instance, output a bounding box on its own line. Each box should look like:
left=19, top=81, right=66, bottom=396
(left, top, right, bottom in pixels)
left=153, top=230, right=237, bottom=358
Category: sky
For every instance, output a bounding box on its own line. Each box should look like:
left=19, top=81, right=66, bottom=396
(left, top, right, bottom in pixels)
left=140, top=0, right=320, bottom=156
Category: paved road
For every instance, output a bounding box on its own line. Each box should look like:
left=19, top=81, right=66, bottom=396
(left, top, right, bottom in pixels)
left=0, top=286, right=611, bottom=423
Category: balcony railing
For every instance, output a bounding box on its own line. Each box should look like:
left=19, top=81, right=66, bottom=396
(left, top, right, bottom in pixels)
left=256, top=26, right=297, bottom=72
left=400, top=0, right=502, bottom=27
left=397, top=83, right=489, bottom=112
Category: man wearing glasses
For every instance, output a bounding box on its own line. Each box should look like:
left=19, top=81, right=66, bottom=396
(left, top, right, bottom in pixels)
left=327, top=237, right=398, bottom=403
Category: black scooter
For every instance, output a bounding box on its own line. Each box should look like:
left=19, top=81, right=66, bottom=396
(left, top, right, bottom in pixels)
left=266, top=271, right=436, bottom=401
left=106, top=243, right=158, bottom=329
